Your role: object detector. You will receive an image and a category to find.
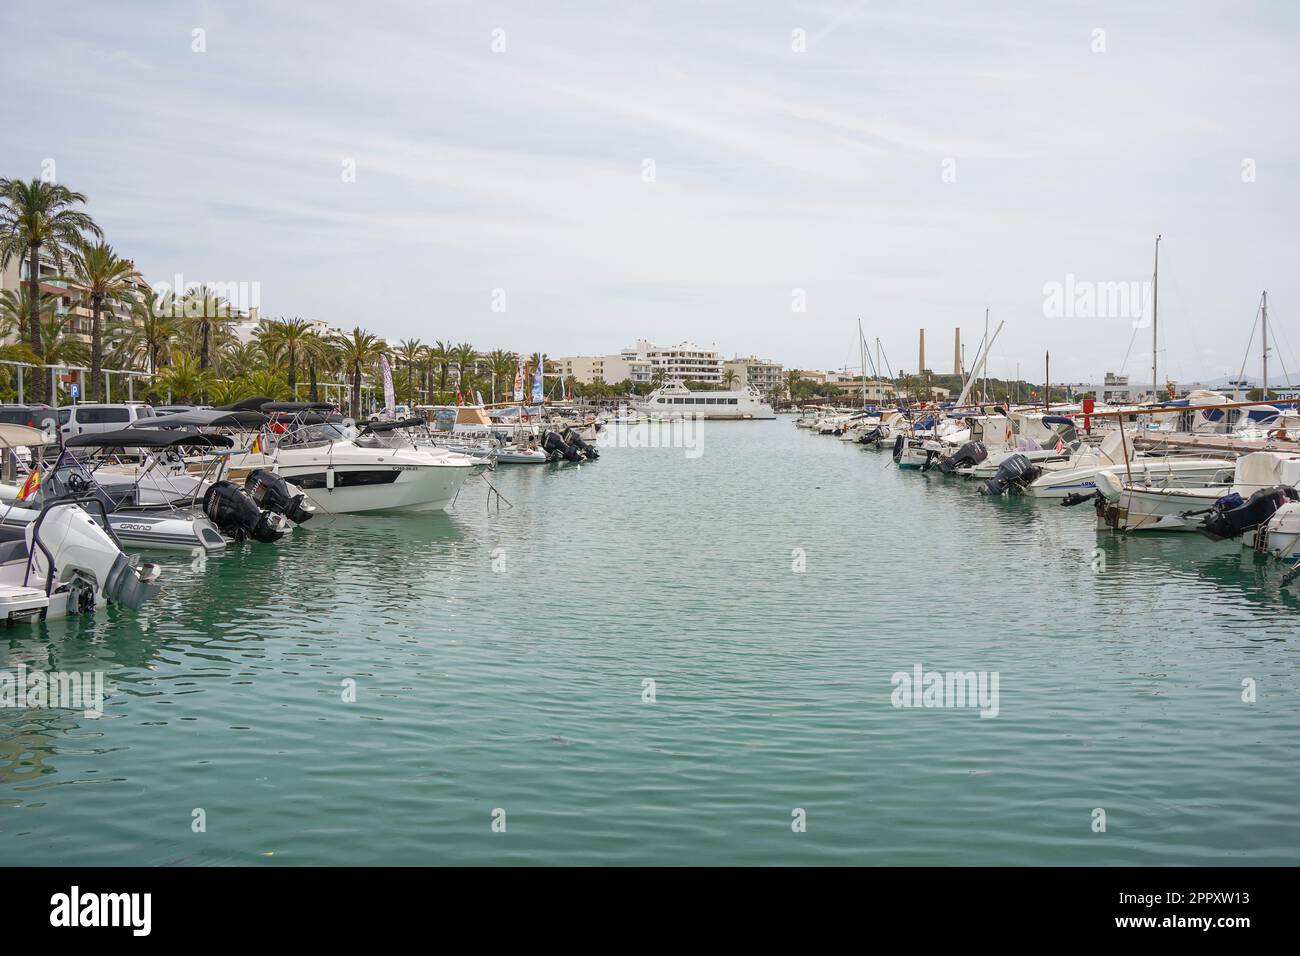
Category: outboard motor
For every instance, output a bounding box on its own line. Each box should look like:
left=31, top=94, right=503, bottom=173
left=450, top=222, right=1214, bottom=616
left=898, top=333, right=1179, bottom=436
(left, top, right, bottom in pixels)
left=244, top=469, right=315, bottom=525
left=858, top=426, right=883, bottom=445
left=937, top=441, right=987, bottom=475
left=891, top=434, right=905, bottom=464
left=203, top=481, right=289, bottom=543
left=981, top=454, right=1042, bottom=496
left=1198, top=486, right=1292, bottom=541
left=561, top=427, right=599, bottom=461
left=541, top=430, right=581, bottom=462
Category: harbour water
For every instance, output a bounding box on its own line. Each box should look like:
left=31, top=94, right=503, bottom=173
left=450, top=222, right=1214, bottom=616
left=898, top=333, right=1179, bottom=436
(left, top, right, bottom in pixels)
left=2, top=421, right=1298, bottom=865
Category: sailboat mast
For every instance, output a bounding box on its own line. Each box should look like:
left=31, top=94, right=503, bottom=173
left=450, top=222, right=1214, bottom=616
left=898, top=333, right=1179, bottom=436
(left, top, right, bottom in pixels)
left=983, top=308, right=989, bottom=405
left=1151, top=234, right=1161, bottom=400
left=859, top=318, right=867, bottom=408
left=1262, top=290, right=1269, bottom=395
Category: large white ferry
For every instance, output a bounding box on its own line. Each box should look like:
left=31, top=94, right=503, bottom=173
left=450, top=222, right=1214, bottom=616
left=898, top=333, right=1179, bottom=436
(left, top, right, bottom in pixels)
left=637, top=382, right=775, bottom=420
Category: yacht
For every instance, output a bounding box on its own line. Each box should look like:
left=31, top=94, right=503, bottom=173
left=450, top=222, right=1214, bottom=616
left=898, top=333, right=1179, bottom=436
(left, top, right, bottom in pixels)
left=638, top=383, right=775, bottom=420
left=229, top=420, right=481, bottom=514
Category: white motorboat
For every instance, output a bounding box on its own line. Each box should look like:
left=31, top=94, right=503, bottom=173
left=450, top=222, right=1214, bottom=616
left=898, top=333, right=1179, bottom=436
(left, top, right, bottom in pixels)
left=1025, top=431, right=1237, bottom=499
left=0, top=424, right=162, bottom=622
left=230, top=421, right=481, bottom=514
left=1094, top=451, right=1300, bottom=532
left=0, top=429, right=296, bottom=551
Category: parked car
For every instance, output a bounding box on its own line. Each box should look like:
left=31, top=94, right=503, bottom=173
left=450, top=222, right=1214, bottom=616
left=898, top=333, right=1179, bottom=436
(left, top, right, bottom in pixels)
left=57, top=402, right=156, bottom=438
left=0, top=404, right=58, bottom=433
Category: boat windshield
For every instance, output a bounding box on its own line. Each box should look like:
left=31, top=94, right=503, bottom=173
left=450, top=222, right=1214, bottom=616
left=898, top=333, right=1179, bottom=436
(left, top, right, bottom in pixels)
left=280, top=422, right=356, bottom=448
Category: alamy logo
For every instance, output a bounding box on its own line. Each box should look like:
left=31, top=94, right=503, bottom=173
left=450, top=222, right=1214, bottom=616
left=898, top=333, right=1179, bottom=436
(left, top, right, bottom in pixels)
left=890, top=663, right=1000, bottom=718
left=1042, top=274, right=1151, bottom=325
left=50, top=886, right=151, bottom=936
left=0, top=666, right=105, bottom=718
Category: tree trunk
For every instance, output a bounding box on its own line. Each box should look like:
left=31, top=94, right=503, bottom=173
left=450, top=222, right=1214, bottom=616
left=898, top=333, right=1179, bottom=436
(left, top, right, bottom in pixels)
left=351, top=363, right=361, bottom=417
left=90, top=293, right=105, bottom=401
left=27, top=244, right=45, bottom=404
left=200, top=322, right=210, bottom=371
left=287, top=343, right=297, bottom=395
left=308, top=358, right=319, bottom=402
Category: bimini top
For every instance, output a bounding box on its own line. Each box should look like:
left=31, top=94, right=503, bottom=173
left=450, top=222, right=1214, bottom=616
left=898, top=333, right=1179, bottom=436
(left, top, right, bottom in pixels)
left=65, top=429, right=235, bottom=449
left=261, top=401, right=337, bottom=414
left=127, top=408, right=269, bottom=429
left=360, top=416, right=428, bottom=433
left=0, top=423, right=52, bottom=447
left=214, top=395, right=278, bottom=412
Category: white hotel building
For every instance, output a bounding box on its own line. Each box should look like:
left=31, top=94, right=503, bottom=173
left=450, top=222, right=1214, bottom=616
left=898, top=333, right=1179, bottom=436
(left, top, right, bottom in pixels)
left=555, top=340, right=726, bottom=386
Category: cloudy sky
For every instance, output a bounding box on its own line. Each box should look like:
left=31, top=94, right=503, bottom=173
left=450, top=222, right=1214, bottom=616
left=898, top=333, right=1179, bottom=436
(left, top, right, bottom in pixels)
left=2, top=1, right=1297, bottom=384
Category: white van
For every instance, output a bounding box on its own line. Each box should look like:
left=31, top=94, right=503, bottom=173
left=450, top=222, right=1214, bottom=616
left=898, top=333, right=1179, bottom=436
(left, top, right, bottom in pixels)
left=57, top=403, right=156, bottom=439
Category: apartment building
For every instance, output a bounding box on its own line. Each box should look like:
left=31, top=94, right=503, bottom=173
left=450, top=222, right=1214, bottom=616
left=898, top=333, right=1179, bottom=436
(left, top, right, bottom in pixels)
left=637, top=340, right=722, bottom=384
left=723, top=356, right=783, bottom=394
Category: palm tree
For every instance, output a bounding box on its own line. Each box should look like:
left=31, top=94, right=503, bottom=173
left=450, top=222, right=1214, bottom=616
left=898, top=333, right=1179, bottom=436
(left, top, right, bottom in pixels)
left=451, top=342, right=478, bottom=389
left=332, top=327, right=385, bottom=417
left=259, top=317, right=312, bottom=395
left=486, top=348, right=517, bottom=403
left=222, top=341, right=266, bottom=379
left=784, top=369, right=803, bottom=402
left=722, top=369, right=738, bottom=389
left=0, top=178, right=101, bottom=402
left=178, top=286, right=235, bottom=373
left=0, top=284, right=56, bottom=342
left=394, top=338, right=423, bottom=405
left=243, top=368, right=292, bottom=402
left=111, top=292, right=178, bottom=379
left=300, top=330, right=329, bottom=402
left=428, top=340, right=452, bottom=393
left=40, top=313, right=91, bottom=370
left=68, top=241, right=143, bottom=401
left=158, top=352, right=215, bottom=403
left=0, top=288, right=43, bottom=396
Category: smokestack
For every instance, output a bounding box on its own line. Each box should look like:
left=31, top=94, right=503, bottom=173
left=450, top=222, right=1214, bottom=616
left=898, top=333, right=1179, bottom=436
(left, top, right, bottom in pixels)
left=918, top=329, right=926, bottom=374
left=953, top=328, right=961, bottom=375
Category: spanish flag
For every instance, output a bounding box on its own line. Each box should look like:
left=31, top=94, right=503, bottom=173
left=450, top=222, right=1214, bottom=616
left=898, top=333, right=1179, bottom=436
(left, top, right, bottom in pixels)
left=17, top=468, right=41, bottom=501
left=250, top=434, right=264, bottom=455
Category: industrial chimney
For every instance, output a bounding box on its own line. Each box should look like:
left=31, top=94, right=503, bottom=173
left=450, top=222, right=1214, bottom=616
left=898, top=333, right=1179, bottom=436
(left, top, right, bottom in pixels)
left=953, top=329, right=962, bottom=375
left=918, top=329, right=926, bottom=374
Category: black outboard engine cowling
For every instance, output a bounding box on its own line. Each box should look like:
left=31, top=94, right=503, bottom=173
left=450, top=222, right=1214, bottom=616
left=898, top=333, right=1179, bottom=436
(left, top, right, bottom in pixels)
left=981, top=454, right=1042, bottom=496
left=938, top=441, right=987, bottom=474
left=203, top=481, right=288, bottom=543
left=561, top=427, right=599, bottom=461
left=1198, top=486, right=1288, bottom=542
left=891, top=434, right=905, bottom=463
left=541, top=430, right=581, bottom=462
left=858, top=426, right=883, bottom=445
left=244, top=469, right=314, bottom=524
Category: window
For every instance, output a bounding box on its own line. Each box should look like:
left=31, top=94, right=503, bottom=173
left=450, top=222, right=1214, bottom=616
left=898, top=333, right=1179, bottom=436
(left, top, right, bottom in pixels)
left=58, top=408, right=71, bottom=425
left=77, top=407, right=130, bottom=424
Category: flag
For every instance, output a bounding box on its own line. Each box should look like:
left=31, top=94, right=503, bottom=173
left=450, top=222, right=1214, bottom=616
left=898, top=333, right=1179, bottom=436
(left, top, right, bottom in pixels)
left=1054, top=437, right=1065, bottom=453
left=380, top=353, right=396, bottom=419
left=456, top=389, right=464, bottom=406
left=531, top=362, right=544, bottom=403
left=513, top=361, right=524, bottom=402
left=16, top=468, right=40, bottom=501
left=250, top=433, right=264, bottom=455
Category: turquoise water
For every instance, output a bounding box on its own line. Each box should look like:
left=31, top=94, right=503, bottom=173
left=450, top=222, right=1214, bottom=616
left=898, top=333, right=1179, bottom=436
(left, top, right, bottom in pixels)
left=2, top=421, right=1298, bottom=865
